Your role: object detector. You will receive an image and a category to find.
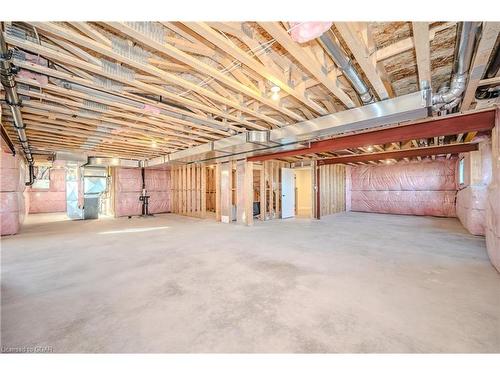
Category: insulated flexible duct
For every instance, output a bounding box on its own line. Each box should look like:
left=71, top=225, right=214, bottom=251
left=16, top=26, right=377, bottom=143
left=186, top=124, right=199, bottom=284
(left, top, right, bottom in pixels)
left=319, top=31, right=375, bottom=105
left=431, top=22, right=482, bottom=112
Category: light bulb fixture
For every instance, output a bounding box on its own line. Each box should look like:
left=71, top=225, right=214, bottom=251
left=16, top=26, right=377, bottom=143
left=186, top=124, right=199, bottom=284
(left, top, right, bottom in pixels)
left=151, top=140, right=157, bottom=148
left=270, top=85, right=281, bottom=101
left=366, top=145, right=374, bottom=152
left=270, top=85, right=281, bottom=93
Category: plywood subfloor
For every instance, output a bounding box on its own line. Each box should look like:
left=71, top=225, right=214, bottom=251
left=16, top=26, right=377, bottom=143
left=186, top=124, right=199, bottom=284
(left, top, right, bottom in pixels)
left=2, top=212, right=499, bottom=353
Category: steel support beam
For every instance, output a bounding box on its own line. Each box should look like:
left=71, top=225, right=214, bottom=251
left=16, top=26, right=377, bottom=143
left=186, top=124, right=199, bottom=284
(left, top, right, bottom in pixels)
left=248, top=109, right=496, bottom=162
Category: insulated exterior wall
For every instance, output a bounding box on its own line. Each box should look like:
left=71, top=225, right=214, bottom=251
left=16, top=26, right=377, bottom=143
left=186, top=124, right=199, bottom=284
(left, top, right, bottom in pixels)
left=1, top=149, right=28, bottom=235
left=456, top=139, right=492, bottom=235
left=28, top=161, right=66, bottom=213
left=113, top=167, right=171, bottom=217
left=145, top=169, right=171, bottom=214
left=350, top=159, right=457, bottom=217
left=114, top=167, right=142, bottom=217
left=486, top=109, right=500, bottom=273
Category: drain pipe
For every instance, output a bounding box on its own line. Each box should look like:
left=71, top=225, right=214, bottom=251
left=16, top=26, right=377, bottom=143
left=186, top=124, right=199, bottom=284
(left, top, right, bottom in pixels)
left=0, top=29, right=35, bottom=185
left=319, top=32, right=375, bottom=105
left=432, top=22, right=482, bottom=112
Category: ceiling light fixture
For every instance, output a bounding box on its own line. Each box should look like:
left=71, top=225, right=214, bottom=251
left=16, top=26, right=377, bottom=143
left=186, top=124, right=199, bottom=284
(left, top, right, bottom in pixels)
left=271, top=85, right=281, bottom=101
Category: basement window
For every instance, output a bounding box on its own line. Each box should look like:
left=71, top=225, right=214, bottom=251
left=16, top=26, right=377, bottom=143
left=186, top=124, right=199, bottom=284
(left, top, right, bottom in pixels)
left=458, top=158, right=465, bottom=186
left=32, top=166, right=50, bottom=190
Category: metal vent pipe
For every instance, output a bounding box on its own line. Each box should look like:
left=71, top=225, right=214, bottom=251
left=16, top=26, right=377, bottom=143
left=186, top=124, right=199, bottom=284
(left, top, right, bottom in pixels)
left=319, top=31, right=375, bottom=105
left=432, top=22, right=482, bottom=111
left=0, top=29, right=35, bottom=185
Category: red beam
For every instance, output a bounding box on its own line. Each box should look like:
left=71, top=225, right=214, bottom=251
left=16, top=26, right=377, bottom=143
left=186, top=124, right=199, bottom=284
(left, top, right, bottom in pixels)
left=248, top=109, right=496, bottom=162
left=317, top=142, right=479, bottom=165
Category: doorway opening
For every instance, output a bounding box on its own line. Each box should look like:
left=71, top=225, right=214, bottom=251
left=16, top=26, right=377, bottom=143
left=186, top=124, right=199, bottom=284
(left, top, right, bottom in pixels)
left=294, top=167, right=313, bottom=218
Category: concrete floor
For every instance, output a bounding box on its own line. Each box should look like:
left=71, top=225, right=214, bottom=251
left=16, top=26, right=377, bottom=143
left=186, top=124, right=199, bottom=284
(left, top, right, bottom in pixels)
left=1, top=212, right=499, bottom=353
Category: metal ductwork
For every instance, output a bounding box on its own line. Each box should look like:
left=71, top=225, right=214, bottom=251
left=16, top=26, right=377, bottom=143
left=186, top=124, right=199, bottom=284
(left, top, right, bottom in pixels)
left=144, top=89, right=431, bottom=167
left=54, top=79, right=231, bottom=133
left=0, top=29, right=35, bottom=185
left=432, top=22, right=482, bottom=112
left=319, top=31, right=375, bottom=105
left=87, top=156, right=142, bottom=168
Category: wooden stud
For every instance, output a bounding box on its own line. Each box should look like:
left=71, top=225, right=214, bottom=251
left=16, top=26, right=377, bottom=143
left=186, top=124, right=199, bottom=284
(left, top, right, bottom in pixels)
left=412, top=22, right=432, bottom=89
left=259, top=164, right=266, bottom=221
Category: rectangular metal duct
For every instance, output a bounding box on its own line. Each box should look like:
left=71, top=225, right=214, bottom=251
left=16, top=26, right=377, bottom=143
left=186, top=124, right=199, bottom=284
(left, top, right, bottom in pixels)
left=270, top=90, right=431, bottom=144
left=55, top=151, right=88, bottom=163
left=143, top=155, right=168, bottom=167
left=143, top=89, right=431, bottom=166
left=87, top=157, right=141, bottom=168
left=168, top=131, right=281, bottom=164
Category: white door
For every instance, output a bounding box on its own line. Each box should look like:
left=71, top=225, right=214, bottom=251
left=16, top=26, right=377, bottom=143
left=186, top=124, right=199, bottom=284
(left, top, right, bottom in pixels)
left=281, top=168, right=295, bottom=219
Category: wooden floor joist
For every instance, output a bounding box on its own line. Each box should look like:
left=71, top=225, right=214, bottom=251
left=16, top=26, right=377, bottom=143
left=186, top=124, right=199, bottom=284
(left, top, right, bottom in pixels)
left=317, top=142, right=479, bottom=165
left=1, top=21, right=498, bottom=162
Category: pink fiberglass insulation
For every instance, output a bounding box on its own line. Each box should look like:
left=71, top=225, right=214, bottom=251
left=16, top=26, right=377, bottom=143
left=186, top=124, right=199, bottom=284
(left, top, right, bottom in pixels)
left=114, top=168, right=171, bottom=217
left=345, top=166, right=352, bottom=211
left=486, top=110, right=500, bottom=272
left=289, top=22, right=333, bottom=43
left=351, top=190, right=456, bottom=217
left=456, top=186, right=488, bottom=235
left=0, top=150, right=27, bottom=235
left=116, top=168, right=143, bottom=192
left=143, top=104, right=161, bottom=115
left=350, top=159, right=457, bottom=191
left=29, top=191, right=67, bottom=213
left=486, top=190, right=500, bottom=272
left=148, top=191, right=171, bottom=214
left=18, top=69, right=49, bottom=86
left=114, top=168, right=142, bottom=216
left=456, top=139, right=492, bottom=236
left=115, top=192, right=142, bottom=217
left=0, top=167, right=19, bottom=192
left=28, top=165, right=66, bottom=213
left=349, top=159, right=457, bottom=217
left=145, top=169, right=171, bottom=214
left=145, top=169, right=170, bottom=192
